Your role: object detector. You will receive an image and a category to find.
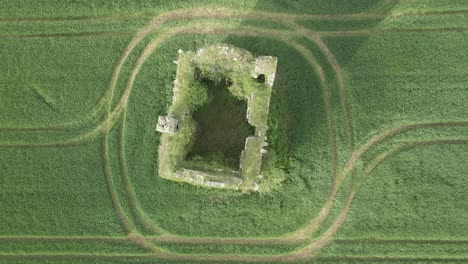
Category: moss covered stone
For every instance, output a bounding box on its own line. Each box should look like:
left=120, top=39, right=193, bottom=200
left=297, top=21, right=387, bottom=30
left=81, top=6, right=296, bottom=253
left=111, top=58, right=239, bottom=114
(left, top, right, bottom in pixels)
left=157, top=44, right=278, bottom=192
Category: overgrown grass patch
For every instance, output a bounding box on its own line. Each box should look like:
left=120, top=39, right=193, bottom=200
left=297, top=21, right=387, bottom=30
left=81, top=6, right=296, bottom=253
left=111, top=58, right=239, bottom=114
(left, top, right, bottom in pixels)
left=187, top=78, right=254, bottom=169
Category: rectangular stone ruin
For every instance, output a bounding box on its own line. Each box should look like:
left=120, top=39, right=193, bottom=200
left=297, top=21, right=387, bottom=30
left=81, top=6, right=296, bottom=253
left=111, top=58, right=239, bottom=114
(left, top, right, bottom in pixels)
left=156, top=44, right=277, bottom=191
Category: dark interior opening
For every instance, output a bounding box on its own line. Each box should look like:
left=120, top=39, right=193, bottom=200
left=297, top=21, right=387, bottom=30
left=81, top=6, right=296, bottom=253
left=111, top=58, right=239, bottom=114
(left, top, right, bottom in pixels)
left=186, top=78, right=255, bottom=170
left=256, top=74, right=266, bottom=83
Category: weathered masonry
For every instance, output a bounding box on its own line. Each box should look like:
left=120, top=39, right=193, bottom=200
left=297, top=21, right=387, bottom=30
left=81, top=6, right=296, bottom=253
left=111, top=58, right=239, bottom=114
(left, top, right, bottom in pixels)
left=156, top=44, right=277, bottom=191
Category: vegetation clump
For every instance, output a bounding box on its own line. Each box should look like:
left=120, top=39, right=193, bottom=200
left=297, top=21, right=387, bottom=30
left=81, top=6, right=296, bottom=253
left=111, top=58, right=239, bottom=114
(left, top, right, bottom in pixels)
left=184, top=81, right=212, bottom=110
left=228, top=73, right=260, bottom=100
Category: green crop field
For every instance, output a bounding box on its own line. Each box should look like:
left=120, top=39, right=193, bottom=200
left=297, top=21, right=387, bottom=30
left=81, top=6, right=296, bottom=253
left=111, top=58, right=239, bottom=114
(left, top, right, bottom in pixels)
left=1, top=0, right=467, bottom=263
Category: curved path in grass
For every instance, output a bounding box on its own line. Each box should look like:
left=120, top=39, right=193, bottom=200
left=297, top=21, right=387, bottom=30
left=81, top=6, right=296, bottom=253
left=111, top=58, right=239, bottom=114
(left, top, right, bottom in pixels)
left=1, top=7, right=467, bottom=134
left=1, top=6, right=468, bottom=263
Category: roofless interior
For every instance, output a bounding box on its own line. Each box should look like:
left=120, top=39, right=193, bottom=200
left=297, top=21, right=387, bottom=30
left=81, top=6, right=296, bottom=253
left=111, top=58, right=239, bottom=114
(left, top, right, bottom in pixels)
left=186, top=76, right=255, bottom=170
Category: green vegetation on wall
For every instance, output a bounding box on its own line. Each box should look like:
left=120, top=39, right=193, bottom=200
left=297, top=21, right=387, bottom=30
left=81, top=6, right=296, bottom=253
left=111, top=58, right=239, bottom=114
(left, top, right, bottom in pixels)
left=157, top=43, right=281, bottom=191
left=184, top=81, right=212, bottom=110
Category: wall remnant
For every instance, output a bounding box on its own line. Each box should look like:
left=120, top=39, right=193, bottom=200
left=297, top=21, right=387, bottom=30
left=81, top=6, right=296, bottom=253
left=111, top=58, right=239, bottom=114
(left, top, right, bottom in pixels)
left=156, top=44, right=278, bottom=192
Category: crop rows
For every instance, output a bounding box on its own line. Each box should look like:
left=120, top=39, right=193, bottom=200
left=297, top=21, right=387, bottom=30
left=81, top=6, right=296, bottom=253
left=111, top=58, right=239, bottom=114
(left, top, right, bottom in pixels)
left=1, top=6, right=467, bottom=263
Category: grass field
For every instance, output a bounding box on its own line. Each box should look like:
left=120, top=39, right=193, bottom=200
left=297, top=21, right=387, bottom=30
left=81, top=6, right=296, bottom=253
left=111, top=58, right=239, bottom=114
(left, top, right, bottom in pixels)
left=1, top=0, right=467, bottom=263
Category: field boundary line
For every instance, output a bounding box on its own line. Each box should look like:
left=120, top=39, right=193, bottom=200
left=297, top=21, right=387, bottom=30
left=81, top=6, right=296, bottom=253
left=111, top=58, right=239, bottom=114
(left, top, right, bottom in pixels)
left=332, top=238, right=468, bottom=244
left=2, top=235, right=467, bottom=245
left=319, top=27, right=468, bottom=36
left=3, top=7, right=468, bottom=23
left=0, top=253, right=467, bottom=263
left=0, top=31, right=134, bottom=39
left=315, top=256, right=468, bottom=262
left=0, top=236, right=127, bottom=242
left=0, top=107, right=123, bottom=148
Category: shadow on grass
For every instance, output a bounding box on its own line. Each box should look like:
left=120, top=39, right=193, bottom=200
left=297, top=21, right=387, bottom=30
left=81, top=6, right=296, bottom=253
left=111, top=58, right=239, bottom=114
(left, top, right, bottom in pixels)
left=220, top=1, right=398, bottom=163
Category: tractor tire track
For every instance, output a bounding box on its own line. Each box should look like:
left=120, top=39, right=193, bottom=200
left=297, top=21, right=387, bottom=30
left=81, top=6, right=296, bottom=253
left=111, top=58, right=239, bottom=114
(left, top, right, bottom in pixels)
left=116, top=23, right=337, bottom=238
left=0, top=236, right=126, bottom=242
left=0, top=31, right=134, bottom=39
left=288, top=21, right=354, bottom=152
left=116, top=14, right=468, bottom=253
left=1, top=7, right=463, bottom=149
left=117, top=112, right=167, bottom=235
left=119, top=122, right=468, bottom=262
left=3, top=7, right=468, bottom=23
left=1, top=19, right=342, bottom=256
left=0, top=105, right=123, bottom=148
left=291, top=122, right=468, bottom=238
left=0, top=9, right=294, bottom=137
left=1, top=253, right=467, bottom=263
left=357, top=139, right=468, bottom=190
left=288, top=41, right=339, bottom=181
left=150, top=235, right=308, bottom=245
left=3, top=235, right=467, bottom=245
left=185, top=137, right=468, bottom=262
left=98, top=8, right=468, bottom=249
left=101, top=135, right=134, bottom=235
left=1, top=8, right=464, bottom=252
left=291, top=138, right=468, bottom=261
left=314, top=255, right=468, bottom=262
left=103, top=130, right=164, bottom=253
left=319, top=26, right=468, bottom=36
left=2, top=6, right=466, bottom=132
left=1, top=252, right=467, bottom=263
left=333, top=238, right=468, bottom=245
